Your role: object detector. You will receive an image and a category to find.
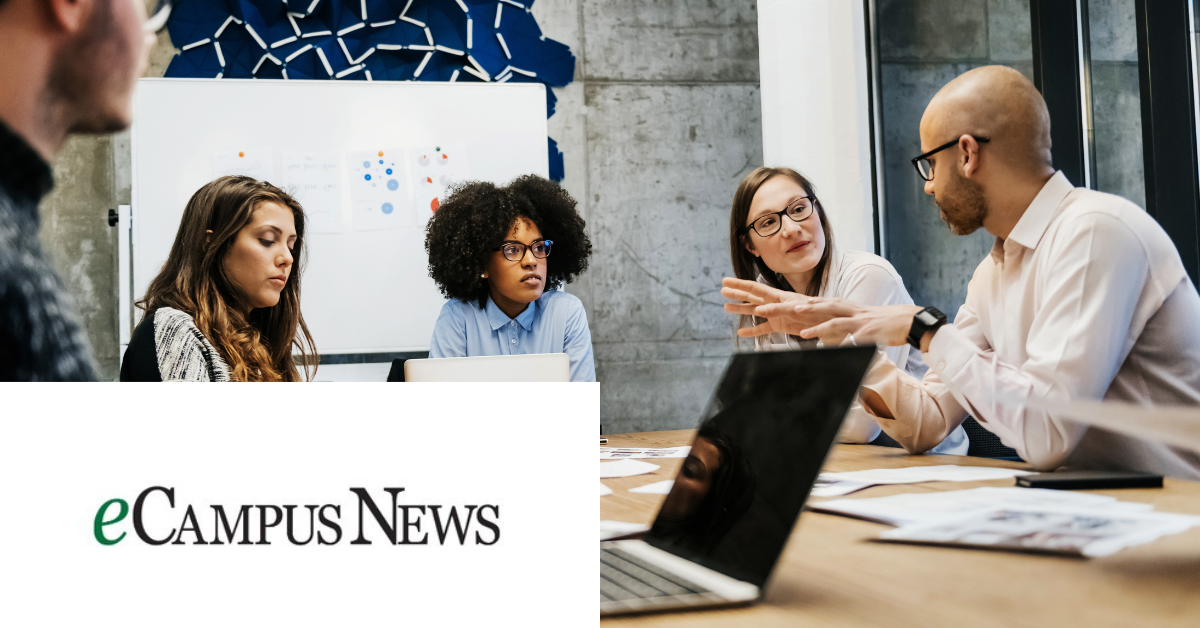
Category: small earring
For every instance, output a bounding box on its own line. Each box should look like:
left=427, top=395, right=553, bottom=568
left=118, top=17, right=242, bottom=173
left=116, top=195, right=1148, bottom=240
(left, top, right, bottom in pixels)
left=481, top=273, right=487, bottom=279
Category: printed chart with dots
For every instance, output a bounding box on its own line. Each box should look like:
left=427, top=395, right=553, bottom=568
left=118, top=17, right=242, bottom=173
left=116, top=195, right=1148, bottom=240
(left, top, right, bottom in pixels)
left=413, top=143, right=469, bottom=220
left=211, top=144, right=473, bottom=233
left=348, top=148, right=411, bottom=231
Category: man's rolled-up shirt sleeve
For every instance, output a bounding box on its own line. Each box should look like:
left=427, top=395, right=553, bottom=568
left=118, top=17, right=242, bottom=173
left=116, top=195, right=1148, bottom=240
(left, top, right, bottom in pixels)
left=859, top=345, right=969, bottom=454
left=841, top=260, right=964, bottom=449
left=836, top=263, right=915, bottom=443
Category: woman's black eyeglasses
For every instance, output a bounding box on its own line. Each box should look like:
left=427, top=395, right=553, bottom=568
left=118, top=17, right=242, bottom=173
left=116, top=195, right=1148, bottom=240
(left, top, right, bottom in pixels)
left=738, top=197, right=816, bottom=238
left=495, top=239, right=553, bottom=262
left=911, top=136, right=990, bottom=181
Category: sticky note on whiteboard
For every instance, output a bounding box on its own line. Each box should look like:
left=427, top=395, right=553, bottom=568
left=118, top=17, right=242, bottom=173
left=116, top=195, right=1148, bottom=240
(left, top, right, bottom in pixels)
left=212, top=149, right=276, bottom=182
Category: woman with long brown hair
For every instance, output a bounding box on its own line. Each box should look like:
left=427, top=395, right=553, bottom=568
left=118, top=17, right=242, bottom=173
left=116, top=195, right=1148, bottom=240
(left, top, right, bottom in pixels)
left=726, top=166, right=966, bottom=453
left=120, top=176, right=317, bottom=381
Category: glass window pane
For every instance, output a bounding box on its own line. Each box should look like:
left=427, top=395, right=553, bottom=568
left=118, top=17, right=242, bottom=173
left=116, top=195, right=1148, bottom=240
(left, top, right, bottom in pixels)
left=1087, top=0, right=1146, bottom=208
left=875, top=0, right=1033, bottom=316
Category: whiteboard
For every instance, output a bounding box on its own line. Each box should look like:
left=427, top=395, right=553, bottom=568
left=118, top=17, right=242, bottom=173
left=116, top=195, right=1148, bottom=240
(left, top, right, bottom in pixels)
left=130, top=78, right=549, bottom=354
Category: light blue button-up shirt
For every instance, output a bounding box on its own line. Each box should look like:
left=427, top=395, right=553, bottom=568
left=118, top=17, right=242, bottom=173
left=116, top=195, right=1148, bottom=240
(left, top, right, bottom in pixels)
left=428, top=290, right=596, bottom=382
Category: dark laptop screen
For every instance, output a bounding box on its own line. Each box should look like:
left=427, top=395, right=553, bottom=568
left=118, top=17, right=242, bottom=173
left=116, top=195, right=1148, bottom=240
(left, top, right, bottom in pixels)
left=645, top=346, right=877, bottom=588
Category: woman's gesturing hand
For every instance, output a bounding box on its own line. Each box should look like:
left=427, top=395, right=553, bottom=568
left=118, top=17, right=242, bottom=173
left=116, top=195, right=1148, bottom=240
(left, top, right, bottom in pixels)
left=721, top=277, right=823, bottom=338
left=722, top=277, right=923, bottom=346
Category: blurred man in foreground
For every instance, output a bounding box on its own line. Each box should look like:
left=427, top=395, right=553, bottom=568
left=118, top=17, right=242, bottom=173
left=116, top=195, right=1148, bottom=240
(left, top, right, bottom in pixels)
left=0, top=0, right=156, bottom=379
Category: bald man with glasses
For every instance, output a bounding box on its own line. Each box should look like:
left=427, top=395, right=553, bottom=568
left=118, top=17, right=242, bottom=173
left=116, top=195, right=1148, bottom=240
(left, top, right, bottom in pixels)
left=0, top=0, right=162, bottom=380
left=723, top=65, right=1200, bottom=479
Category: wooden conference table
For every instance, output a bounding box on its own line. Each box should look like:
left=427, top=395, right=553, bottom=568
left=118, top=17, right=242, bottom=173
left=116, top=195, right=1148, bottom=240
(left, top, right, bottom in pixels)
left=600, top=430, right=1200, bottom=627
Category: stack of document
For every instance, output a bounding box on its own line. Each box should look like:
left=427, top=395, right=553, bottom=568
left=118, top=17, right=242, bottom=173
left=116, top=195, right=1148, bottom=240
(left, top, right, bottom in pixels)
left=878, top=508, right=1200, bottom=557
left=810, top=487, right=1147, bottom=526
left=599, top=446, right=690, bottom=460
left=811, top=487, right=1200, bottom=557
left=813, top=465, right=1034, bottom=496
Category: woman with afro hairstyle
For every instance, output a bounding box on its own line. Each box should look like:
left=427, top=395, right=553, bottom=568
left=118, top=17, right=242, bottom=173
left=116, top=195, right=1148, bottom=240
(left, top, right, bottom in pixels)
left=424, top=175, right=596, bottom=382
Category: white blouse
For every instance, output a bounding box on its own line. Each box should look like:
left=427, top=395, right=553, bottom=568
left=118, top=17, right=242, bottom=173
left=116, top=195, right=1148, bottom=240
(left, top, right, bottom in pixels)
left=752, top=248, right=970, bottom=455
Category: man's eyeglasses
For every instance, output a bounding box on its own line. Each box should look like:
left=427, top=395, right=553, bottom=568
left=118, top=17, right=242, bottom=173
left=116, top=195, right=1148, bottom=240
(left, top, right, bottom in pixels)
left=495, top=239, right=553, bottom=262
left=738, top=197, right=816, bottom=238
left=145, top=0, right=173, bottom=34
left=911, top=136, right=990, bottom=181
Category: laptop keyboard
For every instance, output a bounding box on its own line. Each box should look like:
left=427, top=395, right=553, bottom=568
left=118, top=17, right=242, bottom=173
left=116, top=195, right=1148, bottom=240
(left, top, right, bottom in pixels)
left=600, top=544, right=728, bottom=612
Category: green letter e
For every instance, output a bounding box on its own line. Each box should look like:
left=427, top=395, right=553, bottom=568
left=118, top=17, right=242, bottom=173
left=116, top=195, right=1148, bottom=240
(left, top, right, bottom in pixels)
left=94, top=498, right=129, bottom=545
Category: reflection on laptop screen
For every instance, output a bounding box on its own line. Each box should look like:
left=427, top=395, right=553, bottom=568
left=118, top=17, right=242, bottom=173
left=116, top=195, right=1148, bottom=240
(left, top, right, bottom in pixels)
left=645, top=346, right=876, bottom=587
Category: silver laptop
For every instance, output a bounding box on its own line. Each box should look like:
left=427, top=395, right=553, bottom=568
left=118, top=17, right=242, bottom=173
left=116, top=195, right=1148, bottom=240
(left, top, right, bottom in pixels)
left=403, top=353, right=569, bottom=382
left=600, top=346, right=877, bottom=616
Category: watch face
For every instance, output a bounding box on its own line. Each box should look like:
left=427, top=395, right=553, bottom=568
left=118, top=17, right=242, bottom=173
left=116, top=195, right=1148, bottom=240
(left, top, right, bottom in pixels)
left=917, top=311, right=937, bottom=325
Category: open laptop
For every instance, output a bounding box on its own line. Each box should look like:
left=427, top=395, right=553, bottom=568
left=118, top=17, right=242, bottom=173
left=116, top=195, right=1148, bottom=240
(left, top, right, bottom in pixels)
left=401, top=353, right=569, bottom=382
left=600, top=345, right=878, bottom=616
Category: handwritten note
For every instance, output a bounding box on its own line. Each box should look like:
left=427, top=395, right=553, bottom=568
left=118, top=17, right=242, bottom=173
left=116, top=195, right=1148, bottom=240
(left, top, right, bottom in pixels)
left=211, top=148, right=275, bottom=182
left=282, top=151, right=342, bottom=233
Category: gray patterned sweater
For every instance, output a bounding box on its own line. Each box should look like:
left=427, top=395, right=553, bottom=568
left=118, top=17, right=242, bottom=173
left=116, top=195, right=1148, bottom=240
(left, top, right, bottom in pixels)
left=0, top=119, right=98, bottom=381
left=120, top=307, right=231, bottom=382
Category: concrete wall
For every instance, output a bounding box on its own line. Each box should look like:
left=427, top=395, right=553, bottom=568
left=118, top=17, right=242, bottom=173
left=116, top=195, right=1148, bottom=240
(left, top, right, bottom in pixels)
left=37, top=0, right=763, bottom=428
left=538, top=0, right=762, bottom=434
left=876, top=0, right=1033, bottom=318
left=38, top=136, right=122, bottom=379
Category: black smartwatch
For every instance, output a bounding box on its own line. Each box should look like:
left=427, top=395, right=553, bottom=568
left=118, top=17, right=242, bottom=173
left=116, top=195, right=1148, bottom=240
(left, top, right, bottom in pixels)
left=907, top=307, right=947, bottom=350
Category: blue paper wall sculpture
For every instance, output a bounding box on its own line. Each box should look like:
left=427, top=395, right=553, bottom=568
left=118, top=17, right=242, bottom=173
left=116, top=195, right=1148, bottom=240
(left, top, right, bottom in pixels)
left=165, top=0, right=574, bottom=181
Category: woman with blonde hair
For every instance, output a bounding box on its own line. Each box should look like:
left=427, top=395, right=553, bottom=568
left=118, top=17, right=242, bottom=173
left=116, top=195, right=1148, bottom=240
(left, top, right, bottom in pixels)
left=726, top=166, right=967, bottom=453
left=120, top=176, right=317, bottom=381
